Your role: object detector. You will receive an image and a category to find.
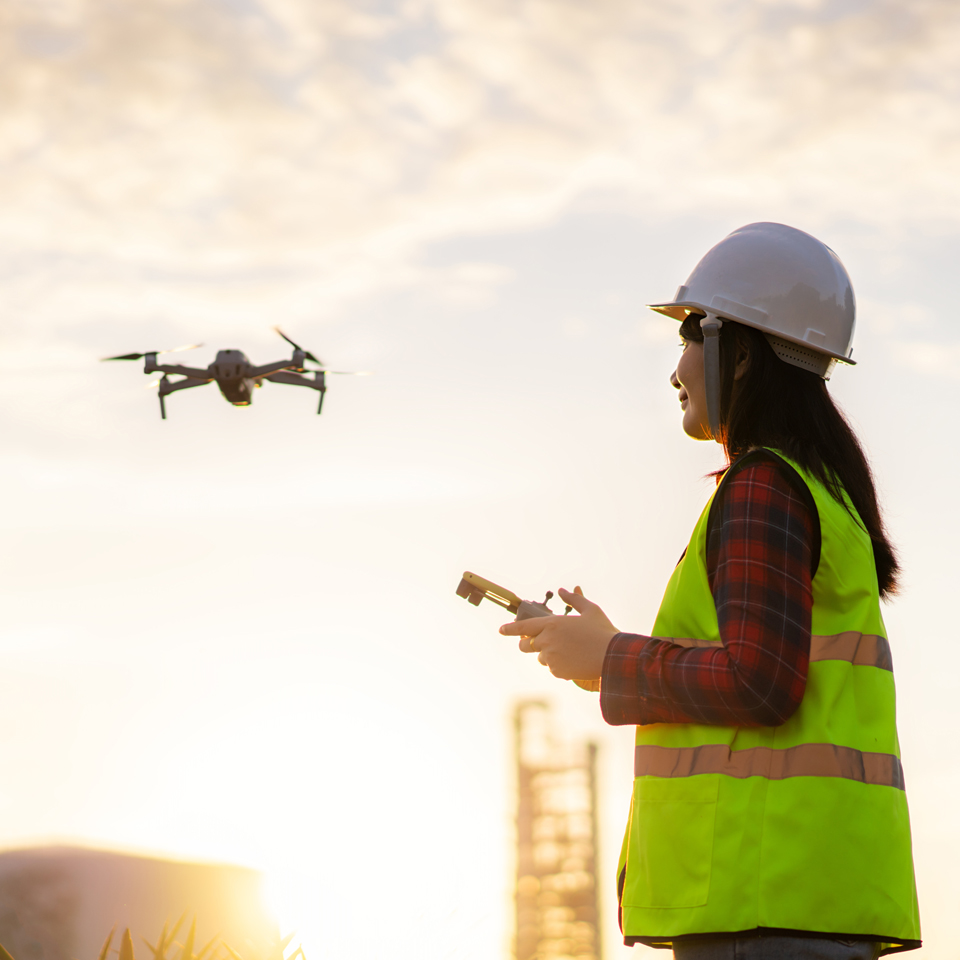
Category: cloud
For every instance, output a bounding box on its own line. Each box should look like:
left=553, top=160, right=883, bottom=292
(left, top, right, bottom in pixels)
left=889, top=339, right=960, bottom=378
left=2, top=0, right=960, bottom=334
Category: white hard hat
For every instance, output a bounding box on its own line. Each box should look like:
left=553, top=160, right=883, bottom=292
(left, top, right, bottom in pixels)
left=650, top=222, right=856, bottom=437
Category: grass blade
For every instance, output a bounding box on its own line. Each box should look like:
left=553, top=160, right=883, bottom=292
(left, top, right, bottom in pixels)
left=179, top=918, right=196, bottom=960
left=142, top=921, right=168, bottom=960
left=218, top=944, right=242, bottom=960
left=118, top=930, right=135, bottom=960
left=195, top=935, right=218, bottom=960
left=167, top=916, right=186, bottom=949
left=97, top=928, right=117, bottom=960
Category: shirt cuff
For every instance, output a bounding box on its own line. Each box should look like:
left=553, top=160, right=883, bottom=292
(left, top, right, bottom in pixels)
left=600, top=632, right=652, bottom=727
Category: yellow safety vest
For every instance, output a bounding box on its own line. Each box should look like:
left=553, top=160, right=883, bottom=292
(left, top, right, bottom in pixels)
left=617, top=450, right=920, bottom=954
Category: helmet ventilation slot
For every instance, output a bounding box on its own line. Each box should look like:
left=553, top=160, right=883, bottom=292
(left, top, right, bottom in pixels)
left=765, top=333, right=837, bottom=380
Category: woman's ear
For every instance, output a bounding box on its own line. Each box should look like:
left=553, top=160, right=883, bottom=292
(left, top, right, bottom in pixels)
left=733, top=337, right=751, bottom=381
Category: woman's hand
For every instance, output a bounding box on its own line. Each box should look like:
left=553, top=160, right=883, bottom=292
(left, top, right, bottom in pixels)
left=499, top=586, right=618, bottom=681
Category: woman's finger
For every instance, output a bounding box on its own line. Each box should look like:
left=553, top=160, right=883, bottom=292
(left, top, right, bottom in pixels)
left=500, top=616, right=550, bottom=637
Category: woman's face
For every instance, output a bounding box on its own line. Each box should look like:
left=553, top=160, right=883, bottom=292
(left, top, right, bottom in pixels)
left=671, top=338, right=711, bottom=440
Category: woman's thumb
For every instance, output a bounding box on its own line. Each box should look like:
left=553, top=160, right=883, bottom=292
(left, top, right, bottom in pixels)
left=559, top=586, right=592, bottom=613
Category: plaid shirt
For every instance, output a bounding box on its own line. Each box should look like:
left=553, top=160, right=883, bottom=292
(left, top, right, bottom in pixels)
left=600, top=454, right=814, bottom=727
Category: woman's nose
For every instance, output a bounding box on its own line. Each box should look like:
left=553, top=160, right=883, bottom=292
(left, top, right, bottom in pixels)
left=670, top=369, right=680, bottom=389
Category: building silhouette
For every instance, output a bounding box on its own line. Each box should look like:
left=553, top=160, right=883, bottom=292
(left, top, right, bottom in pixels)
left=514, top=702, right=601, bottom=960
left=0, top=846, right=277, bottom=960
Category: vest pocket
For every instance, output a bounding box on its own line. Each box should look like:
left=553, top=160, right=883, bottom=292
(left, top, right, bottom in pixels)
left=623, top=775, right=719, bottom=909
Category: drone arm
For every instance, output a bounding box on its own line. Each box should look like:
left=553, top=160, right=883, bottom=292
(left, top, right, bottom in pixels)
left=158, top=376, right=213, bottom=397
left=263, top=370, right=327, bottom=415
left=246, top=359, right=304, bottom=378
left=146, top=359, right=213, bottom=379
left=262, top=371, right=323, bottom=389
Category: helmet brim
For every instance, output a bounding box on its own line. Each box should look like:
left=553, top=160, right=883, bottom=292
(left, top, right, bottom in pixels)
left=647, top=300, right=856, bottom=366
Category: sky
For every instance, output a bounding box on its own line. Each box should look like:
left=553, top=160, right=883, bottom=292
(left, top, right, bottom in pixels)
left=0, top=1, right=959, bottom=958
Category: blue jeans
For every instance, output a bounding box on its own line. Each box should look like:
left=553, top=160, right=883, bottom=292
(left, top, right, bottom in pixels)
left=673, top=937, right=881, bottom=960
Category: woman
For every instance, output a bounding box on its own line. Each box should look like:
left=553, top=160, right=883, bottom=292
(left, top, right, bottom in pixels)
left=500, top=223, right=920, bottom=959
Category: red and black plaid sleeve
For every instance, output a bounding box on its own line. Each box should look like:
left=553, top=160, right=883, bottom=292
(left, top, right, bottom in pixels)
left=600, top=455, right=814, bottom=727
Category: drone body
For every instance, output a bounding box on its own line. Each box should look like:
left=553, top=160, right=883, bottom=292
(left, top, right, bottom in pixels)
left=210, top=349, right=258, bottom=405
left=103, top=330, right=356, bottom=419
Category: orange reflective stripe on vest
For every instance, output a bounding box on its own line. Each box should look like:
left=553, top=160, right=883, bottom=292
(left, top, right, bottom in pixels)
left=652, top=631, right=892, bottom=671
left=634, top=742, right=905, bottom=789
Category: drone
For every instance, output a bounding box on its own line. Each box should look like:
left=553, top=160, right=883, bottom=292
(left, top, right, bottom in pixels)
left=102, top=328, right=365, bottom=419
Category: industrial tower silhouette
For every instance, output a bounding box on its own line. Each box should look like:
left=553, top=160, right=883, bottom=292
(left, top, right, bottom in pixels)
left=514, top=701, right=601, bottom=960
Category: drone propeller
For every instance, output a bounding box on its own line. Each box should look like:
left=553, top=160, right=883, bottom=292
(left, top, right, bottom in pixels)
left=273, top=327, right=323, bottom=366
left=313, top=369, right=373, bottom=376
left=101, top=344, right=202, bottom=362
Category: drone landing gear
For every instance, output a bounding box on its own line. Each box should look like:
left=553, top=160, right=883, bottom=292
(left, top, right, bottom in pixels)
left=156, top=374, right=214, bottom=419
left=263, top=370, right=327, bottom=414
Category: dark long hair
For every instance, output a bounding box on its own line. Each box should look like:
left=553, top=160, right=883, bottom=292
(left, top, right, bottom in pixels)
left=679, top=314, right=900, bottom=597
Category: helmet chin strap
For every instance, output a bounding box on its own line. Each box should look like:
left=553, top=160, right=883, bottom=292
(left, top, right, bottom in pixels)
left=700, top=313, right=723, bottom=440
